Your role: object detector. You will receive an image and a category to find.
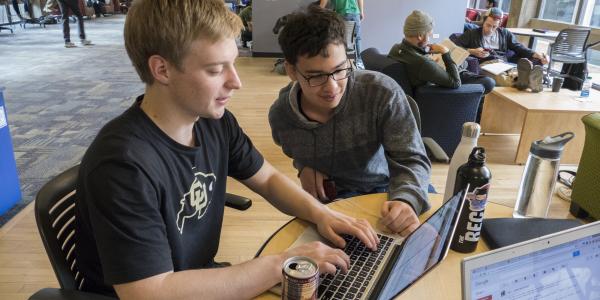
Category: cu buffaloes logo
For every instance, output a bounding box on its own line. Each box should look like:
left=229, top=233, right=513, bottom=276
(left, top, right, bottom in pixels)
left=176, top=171, right=216, bottom=234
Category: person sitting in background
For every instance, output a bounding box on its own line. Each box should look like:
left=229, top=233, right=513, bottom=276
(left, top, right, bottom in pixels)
left=239, top=0, right=252, bottom=48
left=456, top=7, right=548, bottom=65
left=269, top=6, right=432, bottom=237
left=464, top=0, right=498, bottom=31
left=389, top=10, right=495, bottom=95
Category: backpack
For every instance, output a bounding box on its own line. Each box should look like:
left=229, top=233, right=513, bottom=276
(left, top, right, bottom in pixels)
left=273, top=59, right=286, bottom=75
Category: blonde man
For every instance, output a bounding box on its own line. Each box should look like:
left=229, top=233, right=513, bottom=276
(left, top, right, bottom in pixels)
left=74, top=0, right=378, bottom=299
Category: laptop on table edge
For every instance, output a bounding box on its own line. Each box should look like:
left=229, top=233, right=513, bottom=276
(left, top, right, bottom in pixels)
left=280, top=188, right=468, bottom=300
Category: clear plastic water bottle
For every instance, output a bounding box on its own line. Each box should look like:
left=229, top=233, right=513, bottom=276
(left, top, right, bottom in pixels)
left=579, top=76, right=592, bottom=99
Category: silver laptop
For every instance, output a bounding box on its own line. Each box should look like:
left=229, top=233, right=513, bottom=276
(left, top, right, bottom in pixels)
left=282, top=189, right=467, bottom=300
left=461, top=220, right=600, bottom=300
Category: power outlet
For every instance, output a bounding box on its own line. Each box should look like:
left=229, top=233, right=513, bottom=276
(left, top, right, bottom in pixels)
left=433, top=33, right=440, bottom=39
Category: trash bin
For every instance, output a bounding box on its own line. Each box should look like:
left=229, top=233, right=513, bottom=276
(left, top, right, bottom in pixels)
left=0, top=87, right=21, bottom=215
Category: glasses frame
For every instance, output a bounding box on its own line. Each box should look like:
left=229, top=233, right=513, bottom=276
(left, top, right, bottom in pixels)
left=294, top=61, right=354, bottom=87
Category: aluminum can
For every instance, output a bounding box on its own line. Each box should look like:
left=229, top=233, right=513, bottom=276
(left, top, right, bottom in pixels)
left=281, top=256, right=319, bottom=300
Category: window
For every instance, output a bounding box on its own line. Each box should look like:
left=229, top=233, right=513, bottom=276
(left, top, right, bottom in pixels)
left=469, top=0, right=512, bottom=13
left=592, top=0, right=600, bottom=27
left=540, top=0, right=578, bottom=23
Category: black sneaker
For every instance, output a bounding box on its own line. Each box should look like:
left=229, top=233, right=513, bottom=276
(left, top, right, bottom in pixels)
left=514, top=58, right=532, bottom=91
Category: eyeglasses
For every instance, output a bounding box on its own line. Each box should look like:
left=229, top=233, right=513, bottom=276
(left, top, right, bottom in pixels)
left=295, top=63, right=354, bottom=87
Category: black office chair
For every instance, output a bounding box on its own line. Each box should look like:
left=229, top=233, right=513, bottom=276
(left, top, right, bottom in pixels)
left=547, top=28, right=591, bottom=83
left=30, top=165, right=251, bottom=300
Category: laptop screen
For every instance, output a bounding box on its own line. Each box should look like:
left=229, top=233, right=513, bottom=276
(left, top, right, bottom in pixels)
left=468, top=232, right=600, bottom=300
left=373, top=190, right=466, bottom=299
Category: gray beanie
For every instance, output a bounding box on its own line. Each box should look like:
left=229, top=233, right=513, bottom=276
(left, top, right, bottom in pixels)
left=404, top=10, right=434, bottom=37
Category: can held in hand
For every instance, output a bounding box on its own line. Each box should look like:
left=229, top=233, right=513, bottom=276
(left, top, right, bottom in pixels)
left=282, top=256, right=319, bottom=300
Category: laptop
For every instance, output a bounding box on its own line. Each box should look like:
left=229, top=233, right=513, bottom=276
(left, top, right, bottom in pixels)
left=462, top=220, right=600, bottom=300
left=277, top=189, right=467, bottom=300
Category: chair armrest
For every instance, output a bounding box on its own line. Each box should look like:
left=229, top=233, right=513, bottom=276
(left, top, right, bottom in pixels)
left=29, top=288, right=117, bottom=300
left=422, top=137, right=450, bottom=162
left=225, top=193, right=252, bottom=211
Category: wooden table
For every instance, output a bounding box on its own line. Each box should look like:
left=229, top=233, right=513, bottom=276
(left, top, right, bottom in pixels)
left=255, top=193, right=570, bottom=299
left=481, top=86, right=600, bottom=164
left=507, top=28, right=559, bottom=49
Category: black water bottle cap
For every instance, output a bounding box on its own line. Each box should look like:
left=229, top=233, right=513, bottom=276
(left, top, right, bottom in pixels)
left=530, top=132, right=574, bottom=159
left=468, top=147, right=486, bottom=165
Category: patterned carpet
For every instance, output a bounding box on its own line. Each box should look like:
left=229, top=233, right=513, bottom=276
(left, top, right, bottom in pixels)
left=0, top=14, right=254, bottom=226
left=0, top=15, right=144, bottom=225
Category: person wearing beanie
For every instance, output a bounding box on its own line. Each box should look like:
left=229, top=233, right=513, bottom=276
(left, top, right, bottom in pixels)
left=456, top=7, right=548, bottom=65
left=464, top=0, right=499, bottom=30
left=388, top=10, right=495, bottom=98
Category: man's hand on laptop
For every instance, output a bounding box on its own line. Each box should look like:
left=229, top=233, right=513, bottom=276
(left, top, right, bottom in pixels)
left=315, top=209, right=379, bottom=251
left=380, top=201, right=420, bottom=236
left=283, top=241, right=351, bottom=274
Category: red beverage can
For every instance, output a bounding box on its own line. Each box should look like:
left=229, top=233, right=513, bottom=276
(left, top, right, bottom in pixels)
left=281, top=256, right=319, bottom=300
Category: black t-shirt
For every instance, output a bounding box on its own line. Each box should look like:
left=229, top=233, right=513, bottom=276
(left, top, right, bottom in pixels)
left=75, top=96, right=264, bottom=296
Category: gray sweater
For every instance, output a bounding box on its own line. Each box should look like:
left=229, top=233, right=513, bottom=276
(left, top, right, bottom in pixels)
left=268, top=70, right=431, bottom=214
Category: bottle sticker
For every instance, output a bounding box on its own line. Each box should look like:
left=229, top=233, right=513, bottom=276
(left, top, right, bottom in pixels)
left=467, top=183, right=490, bottom=211
left=0, top=106, right=7, bottom=129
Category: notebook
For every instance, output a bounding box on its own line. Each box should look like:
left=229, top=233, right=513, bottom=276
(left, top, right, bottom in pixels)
left=274, top=189, right=467, bottom=300
left=462, top=220, right=600, bottom=300
left=481, top=217, right=584, bottom=249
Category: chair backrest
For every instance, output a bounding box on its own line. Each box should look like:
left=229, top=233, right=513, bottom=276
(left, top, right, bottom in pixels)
left=344, top=21, right=356, bottom=54
left=552, top=28, right=591, bottom=58
left=361, top=47, right=414, bottom=96
left=465, top=8, right=479, bottom=21
left=571, top=113, right=600, bottom=220
left=34, top=165, right=82, bottom=291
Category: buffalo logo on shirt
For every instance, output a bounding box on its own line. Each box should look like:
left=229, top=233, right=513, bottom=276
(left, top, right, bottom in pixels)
left=176, top=171, right=217, bottom=234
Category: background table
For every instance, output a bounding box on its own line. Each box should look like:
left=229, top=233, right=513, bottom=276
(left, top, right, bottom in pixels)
left=481, top=86, right=600, bottom=164
left=507, top=28, right=559, bottom=48
left=256, top=193, right=550, bottom=299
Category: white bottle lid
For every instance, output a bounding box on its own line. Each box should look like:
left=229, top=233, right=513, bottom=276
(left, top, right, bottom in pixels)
left=462, top=122, right=481, bottom=139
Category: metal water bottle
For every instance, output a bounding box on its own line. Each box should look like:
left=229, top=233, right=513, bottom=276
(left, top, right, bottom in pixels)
left=513, top=132, right=574, bottom=218
left=450, top=147, right=492, bottom=253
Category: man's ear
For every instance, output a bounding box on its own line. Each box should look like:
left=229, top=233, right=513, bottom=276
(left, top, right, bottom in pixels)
left=284, top=61, right=298, bottom=82
left=148, top=55, right=171, bottom=85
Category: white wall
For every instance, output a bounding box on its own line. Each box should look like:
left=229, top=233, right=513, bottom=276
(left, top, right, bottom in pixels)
left=252, top=0, right=467, bottom=55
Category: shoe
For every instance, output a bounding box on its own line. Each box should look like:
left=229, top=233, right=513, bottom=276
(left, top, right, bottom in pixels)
left=64, top=41, right=76, bottom=48
left=81, top=39, right=93, bottom=46
left=514, top=58, right=532, bottom=91
left=529, top=65, right=544, bottom=93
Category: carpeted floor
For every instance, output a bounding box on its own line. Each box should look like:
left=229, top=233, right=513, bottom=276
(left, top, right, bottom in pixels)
left=0, top=15, right=143, bottom=225
left=0, top=15, right=253, bottom=226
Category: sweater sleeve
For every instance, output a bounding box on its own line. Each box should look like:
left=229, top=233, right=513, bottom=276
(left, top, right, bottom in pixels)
left=418, top=53, right=461, bottom=89
left=504, top=29, right=535, bottom=59
left=377, top=86, right=432, bottom=215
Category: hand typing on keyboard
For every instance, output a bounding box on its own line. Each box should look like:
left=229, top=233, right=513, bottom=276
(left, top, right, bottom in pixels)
left=313, top=208, right=379, bottom=251
left=282, top=241, right=351, bottom=274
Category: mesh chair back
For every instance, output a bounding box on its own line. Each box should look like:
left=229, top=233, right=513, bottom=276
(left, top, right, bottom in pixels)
left=551, top=28, right=591, bottom=60
left=34, top=165, right=83, bottom=291
left=344, top=21, right=356, bottom=54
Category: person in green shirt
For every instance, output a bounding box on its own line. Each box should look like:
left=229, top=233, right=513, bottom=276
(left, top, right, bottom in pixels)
left=320, top=0, right=365, bottom=69
left=239, top=0, right=252, bottom=48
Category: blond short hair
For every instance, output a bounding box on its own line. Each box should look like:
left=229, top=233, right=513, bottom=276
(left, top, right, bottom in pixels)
left=125, top=0, right=243, bottom=84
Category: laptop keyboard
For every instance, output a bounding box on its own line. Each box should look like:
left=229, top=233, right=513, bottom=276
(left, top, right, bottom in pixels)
left=318, top=234, right=393, bottom=300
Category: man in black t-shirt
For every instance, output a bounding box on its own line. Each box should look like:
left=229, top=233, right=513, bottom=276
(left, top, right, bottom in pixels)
left=75, top=0, right=379, bottom=299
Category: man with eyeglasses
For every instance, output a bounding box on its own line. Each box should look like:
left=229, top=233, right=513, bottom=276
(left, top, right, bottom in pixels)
left=269, top=6, right=432, bottom=236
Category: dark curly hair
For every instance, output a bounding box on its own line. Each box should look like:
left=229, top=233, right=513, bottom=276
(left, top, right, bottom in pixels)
left=278, top=6, right=346, bottom=65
